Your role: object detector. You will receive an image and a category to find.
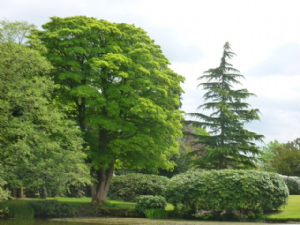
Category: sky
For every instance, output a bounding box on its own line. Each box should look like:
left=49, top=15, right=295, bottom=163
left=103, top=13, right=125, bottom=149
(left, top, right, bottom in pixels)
left=1, top=0, right=300, bottom=145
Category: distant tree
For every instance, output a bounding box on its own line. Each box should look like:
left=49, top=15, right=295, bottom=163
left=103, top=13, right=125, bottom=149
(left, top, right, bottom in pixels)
left=0, top=40, right=90, bottom=196
left=0, top=20, right=36, bottom=44
left=186, top=42, right=264, bottom=169
left=258, top=140, right=284, bottom=172
left=33, top=16, right=184, bottom=204
left=270, top=138, right=300, bottom=176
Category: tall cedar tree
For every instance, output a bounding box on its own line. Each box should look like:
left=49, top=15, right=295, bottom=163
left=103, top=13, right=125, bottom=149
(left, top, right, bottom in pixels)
left=187, top=42, right=264, bottom=169
left=32, top=16, right=184, bottom=204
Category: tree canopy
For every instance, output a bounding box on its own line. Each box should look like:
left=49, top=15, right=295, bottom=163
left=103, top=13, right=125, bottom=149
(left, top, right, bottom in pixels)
left=0, top=20, right=36, bottom=44
left=32, top=16, right=184, bottom=203
left=187, top=42, right=264, bottom=169
left=258, top=140, right=284, bottom=172
left=0, top=34, right=91, bottom=195
left=270, top=138, right=300, bottom=176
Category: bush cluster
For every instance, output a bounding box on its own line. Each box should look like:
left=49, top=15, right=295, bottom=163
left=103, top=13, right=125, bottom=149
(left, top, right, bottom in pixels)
left=135, top=195, right=167, bottom=215
left=26, top=200, right=79, bottom=218
left=108, top=173, right=169, bottom=201
left=144, top=208, right=169, bottom=219
left=165, top=170, right=289, bottom=218
left=281, top=175, right=300, bottom=195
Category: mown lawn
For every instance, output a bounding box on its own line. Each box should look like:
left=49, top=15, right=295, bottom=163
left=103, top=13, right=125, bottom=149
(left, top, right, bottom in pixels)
left=52, top=195, right=300, bottom=219
left=264, top=195, right=300, bottom=220
left=2, top=197, right=173, bottom=211
left=55, top=197, right=136, bottom=209
left=3, top=195, right=299, bottom=220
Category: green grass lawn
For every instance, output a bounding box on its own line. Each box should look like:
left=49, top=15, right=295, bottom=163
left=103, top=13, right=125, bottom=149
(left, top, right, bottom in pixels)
left=54, top=197, right=136, bottom=209
left=264, top=195, right=300, bottom=220
left=3, top=195, right=298, bottom=220
left=2, top=197, right=174, bottom=211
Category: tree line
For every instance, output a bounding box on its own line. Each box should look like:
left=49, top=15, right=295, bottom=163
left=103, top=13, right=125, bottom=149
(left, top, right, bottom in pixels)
left=0, top=17, right=299, bottom=204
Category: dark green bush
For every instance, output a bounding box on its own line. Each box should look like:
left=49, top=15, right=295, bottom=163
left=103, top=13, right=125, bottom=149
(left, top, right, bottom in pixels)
left=135, top=195, right=167, bottom=215
left=26, top=200, right=79, bottom=218
left=6, top=205, right=34, bottom=219
left=145, top=208, right=168, bottom=219
left=165, top=170, right=288, bottom=219
left=281, top=175, right=300, bottom=195
left=108, top=173, right=169, bottom=201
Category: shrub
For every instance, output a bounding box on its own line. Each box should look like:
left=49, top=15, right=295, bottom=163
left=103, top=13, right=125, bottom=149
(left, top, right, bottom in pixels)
left=145, top=208, right=168, bottom=219
left=281, top=176, right=300, bottom=195
left=26, top=200, right=79, bottom=218
left=6, top=205, right=34, bottom=219
left=108, top=173, right=169, bottom=201
left=165, top=170, right=289, bottom=218
left=0, top=207, right=9, bottom=218
left=135, top=195, right=167, bottom=215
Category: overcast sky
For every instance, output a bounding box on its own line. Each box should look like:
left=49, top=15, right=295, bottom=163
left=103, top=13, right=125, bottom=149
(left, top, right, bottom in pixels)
left=2, top=0, right=300, bottom=145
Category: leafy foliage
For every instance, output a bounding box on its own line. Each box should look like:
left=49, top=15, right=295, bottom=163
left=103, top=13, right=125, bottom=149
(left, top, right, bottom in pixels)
left=135, top=195, right=167, bottom=215
left=159, top=125, right=209, bottom=177
left=144, top=208, right=169, bottom=219
left=165, top=170, right=288, bottom=217
left=258, top=140, right=284, bottom=172
left=108, top=173, right=169, bottom=201
left=32, top=16, right=184, bottom=203
left=0, top=37, right=90, bottom=192
left=2, top=200, right=80, bottom=218
left=270, top=138, right=300, bottom=176
left=0, top=174, right=9, bottom=202
left=5, top=204, right=34, bottom=219
left=281, top=176, right=300, bottom=195
left=27, top=200, right=79, bottom=218
left=0, top=19, right=36, bottom=44
left=186, top=42, right=264, bottom=169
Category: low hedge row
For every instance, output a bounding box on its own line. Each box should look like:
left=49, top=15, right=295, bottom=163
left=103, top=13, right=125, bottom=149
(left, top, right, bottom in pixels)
left=27, top=200, right=79, bottom=218
left=108, top=173, right=169, bottom=201
left=165, top=170, right=289, bottom=218
left=1, top=200, right=80, bottom=219
left=281, top=175, right=300, bottom=195
left=111, top=171, right=289, bottom=220
left=135, top=195, right=167, bottom=215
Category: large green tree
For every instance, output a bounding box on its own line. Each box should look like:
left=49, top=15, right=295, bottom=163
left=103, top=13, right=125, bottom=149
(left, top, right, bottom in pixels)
left=270, top=138, right=300, bottom=176
left=258, top=140, right=284, bottom=172
left=187, top=42, right=264, bottom=169
left=33, top=16, right=184, bottom=204
left=0, top=37, right=90, bottom=196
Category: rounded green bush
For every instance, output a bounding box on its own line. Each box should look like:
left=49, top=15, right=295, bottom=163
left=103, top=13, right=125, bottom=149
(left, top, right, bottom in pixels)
left=135, top=195, right=167, bottom=215
left=165, top=170, right=289, bottom=215
left=281, top=175, right=300, bottom=195
left=108, top=173, right=169, bottom=201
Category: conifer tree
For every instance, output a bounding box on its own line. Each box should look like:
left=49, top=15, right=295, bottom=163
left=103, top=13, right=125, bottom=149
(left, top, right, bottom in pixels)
left=188, top=42, right=264, bottom=169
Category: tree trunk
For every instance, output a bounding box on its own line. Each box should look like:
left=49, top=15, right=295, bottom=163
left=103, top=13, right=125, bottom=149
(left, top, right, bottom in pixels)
left=219, top=155, right=225, bottom=169
left=11, top=188, right=17, bottom=198
left=91, top=161, right=114, bottom=204
left=19, top=187, right=24, bottom=198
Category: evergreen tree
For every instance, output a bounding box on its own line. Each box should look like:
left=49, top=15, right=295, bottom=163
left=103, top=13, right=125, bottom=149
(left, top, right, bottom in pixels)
left=187, top=42, right=264, bottom=169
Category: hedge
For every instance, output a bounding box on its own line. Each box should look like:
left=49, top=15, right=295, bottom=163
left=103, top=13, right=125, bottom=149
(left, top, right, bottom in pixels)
left=165, top=170, right=289, bottom=216
left=135, top=195, right=167, bottom=215
left=108, top=173, right=169, bottom=201
left=281, top=175, right=300, bottom=195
